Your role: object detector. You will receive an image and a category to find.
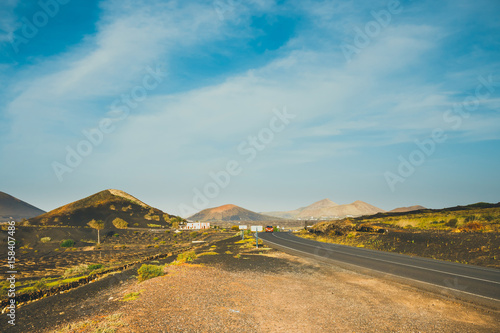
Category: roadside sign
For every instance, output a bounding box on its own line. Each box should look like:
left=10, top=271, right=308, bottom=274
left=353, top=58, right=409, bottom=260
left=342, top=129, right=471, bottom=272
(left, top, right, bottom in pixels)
left=251, top=225, right=263, bottom=232
left=239, top=225, right=248, bottom=230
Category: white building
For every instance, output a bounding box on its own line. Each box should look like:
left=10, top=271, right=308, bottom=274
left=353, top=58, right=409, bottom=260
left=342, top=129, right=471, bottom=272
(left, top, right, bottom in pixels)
left=184, top=222, right=210, bottom=230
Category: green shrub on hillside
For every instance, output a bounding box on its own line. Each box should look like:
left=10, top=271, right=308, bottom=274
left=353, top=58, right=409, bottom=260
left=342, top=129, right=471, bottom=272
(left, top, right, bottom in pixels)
left=176, top=251, right=197, bottom=263
left=137, top=264, right=163, bottom=282
left=60, top=239, right=75, bottom=248
left=88, top=264, right=103, bottom=270
left=33, top=279, right=47, bottom=291
left=445, top=218, right=458, bottom=227
left=40, top=237, right=51, bottom=243
left=112, top=218, right=128, bottom=229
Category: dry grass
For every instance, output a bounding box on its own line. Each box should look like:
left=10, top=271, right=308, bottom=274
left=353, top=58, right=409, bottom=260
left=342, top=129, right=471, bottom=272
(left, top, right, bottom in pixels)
left=53, top=313, right=127, bottom=333
left=121, top=290, right=144, bottom=302
left=198, top=251, right=218, bottom=256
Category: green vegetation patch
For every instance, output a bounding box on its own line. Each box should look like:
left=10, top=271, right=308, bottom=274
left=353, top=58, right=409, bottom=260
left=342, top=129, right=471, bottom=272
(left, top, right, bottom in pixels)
left=64, top=263, right=104, bottom=277
left=121, top=290, right=144, bottom=302
left=137, top=264, right=164, bottom=282
left=198, top=252, right=218, bottom=256
left=112, top=217, right=129, bottom=229
left=60, top=239, right=75, bottom=248
left=169, top=250, right=198, bottom=265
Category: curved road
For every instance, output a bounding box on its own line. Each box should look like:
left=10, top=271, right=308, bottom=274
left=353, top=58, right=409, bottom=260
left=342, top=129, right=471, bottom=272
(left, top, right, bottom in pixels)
left=259, top=232, right=500, bottom=309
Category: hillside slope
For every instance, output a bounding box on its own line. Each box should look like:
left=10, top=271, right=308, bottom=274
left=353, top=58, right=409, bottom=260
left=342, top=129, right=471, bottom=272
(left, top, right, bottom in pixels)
left=28, top=189, right=179, bottom=228
left=189, top=204, right=279, bottom=221
left=390, top=205, right=426, bottom=213
left=264, top=199, right=338, bottom=219
left=264, top=199, right=385, bottom=219
left=0, top=191, right=45, bottom=221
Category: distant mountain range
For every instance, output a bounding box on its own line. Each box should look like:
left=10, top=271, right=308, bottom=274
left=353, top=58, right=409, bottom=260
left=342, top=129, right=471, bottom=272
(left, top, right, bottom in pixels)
left=263, top=198, right=385, bottom=219
left=0, top=191, right=45, bottom=222
left=2, top=188, right=428, bottom=225
left=188, top=204, right=279, bottom=222
left=28, top=189, right=179, bottom=228
left=389, top=205, right=426, bottom=213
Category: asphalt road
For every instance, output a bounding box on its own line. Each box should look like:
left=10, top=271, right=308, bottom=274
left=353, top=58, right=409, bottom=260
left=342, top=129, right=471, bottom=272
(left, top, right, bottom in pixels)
left=259, top=232, right=500, bottom=308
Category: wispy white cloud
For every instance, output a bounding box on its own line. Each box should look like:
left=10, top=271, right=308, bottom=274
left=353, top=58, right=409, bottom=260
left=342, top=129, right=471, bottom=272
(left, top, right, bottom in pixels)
left=0, top=0, right=19, bottom=42
left=1, top=0, right=499, bottom=213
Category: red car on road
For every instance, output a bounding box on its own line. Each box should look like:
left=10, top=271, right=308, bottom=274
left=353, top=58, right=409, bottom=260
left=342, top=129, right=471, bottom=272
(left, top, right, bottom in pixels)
left=265, top=226, right=274, bottom=232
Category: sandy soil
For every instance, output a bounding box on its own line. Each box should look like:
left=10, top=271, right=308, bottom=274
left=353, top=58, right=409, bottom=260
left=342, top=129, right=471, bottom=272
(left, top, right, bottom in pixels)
left=114, top=251, right=500, bottom=332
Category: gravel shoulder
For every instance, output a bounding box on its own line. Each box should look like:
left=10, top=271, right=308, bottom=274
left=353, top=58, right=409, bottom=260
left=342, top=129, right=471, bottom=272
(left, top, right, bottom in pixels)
left=4, top=236, right=499, bottom=332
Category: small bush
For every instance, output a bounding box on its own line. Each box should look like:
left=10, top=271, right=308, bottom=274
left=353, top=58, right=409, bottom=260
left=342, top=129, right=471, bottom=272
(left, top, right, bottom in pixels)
left=461, top=222, right=484, bottom=232
left=60, top=239, right=75, bottom=248
left=189, top=231, right=198, bottom=238
left=483, top=215, right=495, bottom=222
left=64, top=264, right=89, bottom=277
left=33, top=279, right=47, bottom=291
left=176, top=251, right=197, bottom=263
left=445, top=219, right=458, bottom=227
left=88, top=264, right=103, bottom=270
left=198, top=252, right=218, bottom=256
left=40, top=237, right=51, bottom=243
left=231, top=225, right=239, bottom=231
left=464, top=215, right=477, bottom=223
left=137, top=264, right=163, bottom=282
left=153, top=237, right=159, bottom=241
left=121, top=291, right=143, bottom=302
left=112, top=218, right=128, bottom=229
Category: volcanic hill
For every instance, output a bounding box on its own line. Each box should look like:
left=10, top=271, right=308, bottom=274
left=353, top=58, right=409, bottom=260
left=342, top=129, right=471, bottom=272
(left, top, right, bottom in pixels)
left=264, top=199, right=385, bottom=219
left=390, top=205, right=426, bottom=213
left=28, top=189, right=179, bottom=228
left=0, top=191, right=46, bottom=222
left=189, top=204, right=280, bottom=222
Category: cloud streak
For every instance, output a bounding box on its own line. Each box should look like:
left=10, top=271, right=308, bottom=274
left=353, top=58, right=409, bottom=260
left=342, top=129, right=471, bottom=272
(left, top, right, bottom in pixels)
left=1, top=0, right=499, bottom=213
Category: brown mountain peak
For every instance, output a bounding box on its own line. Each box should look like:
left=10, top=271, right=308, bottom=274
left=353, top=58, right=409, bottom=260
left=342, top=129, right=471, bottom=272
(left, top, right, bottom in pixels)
left=189, top=204, right=279, bottom=221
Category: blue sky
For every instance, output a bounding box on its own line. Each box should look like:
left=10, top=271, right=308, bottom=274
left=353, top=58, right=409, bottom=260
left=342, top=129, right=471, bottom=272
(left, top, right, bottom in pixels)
left=0, top=0, right=499, bottom=216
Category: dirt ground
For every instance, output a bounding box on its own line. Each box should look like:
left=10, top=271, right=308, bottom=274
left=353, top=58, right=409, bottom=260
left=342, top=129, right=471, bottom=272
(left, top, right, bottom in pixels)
left=3, top=237, right=499, bottom=333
